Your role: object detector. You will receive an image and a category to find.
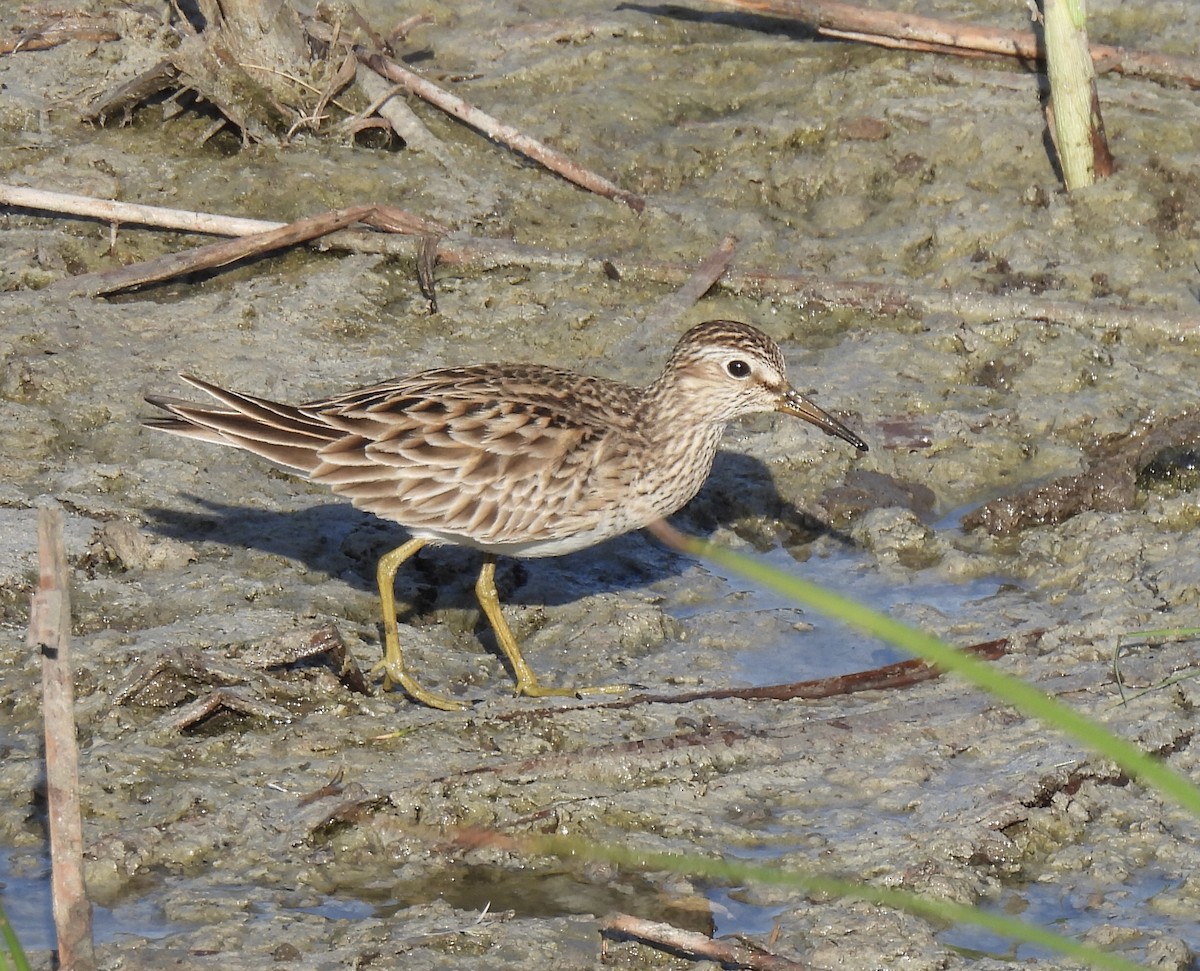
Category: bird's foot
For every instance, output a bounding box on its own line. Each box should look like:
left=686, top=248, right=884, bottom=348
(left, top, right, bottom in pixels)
left=370, top=658, right=466, bottom=712
left=575, top=683, right=629, bottom=697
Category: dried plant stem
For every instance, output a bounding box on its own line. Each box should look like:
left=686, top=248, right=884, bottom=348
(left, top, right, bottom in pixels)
left=28, top=504, right=95, bottom=971
left=41, top=203, right=447, bottom=297
left=0, top=22, right=119, bottom=55
left=601, top=914, right=804, bottom=970
left=351, top=64, right=446, bottom=157
left=0, top=182, right=278, bottom=236
left=1042, top=0, right=1114, bottom=188
left=639, top=234, right=739, bottom=334
left=356, top=49, right=646, bottom=212
left=618, top=234, right=740, bottom=356
left=707, top=0, right=1200, bottom=89
left=49, top=207, right=371, bottom=296
left=5, top=184, right=1198, bottom=335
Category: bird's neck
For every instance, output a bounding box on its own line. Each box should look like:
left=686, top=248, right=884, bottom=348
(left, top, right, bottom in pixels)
left=634, top=380, right=729, bottom=518
left=640, top=371, right=730, bottom=439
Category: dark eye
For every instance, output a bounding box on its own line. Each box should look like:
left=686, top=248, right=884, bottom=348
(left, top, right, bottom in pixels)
left=726, top=359, right=752, bottom=378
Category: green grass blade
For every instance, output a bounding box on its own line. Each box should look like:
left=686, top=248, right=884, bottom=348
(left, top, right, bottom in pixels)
left=526, top=834, right=1147, bottom=971
left=669, top=530, right=1200, bottom=819
left=0, top=901, right=31, bottom=971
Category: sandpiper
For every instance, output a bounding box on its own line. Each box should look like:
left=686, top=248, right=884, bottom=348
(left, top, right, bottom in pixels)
left=145, top=320, right=867, bottom=709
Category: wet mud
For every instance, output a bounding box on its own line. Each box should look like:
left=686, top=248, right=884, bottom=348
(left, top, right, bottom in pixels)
left=2, top=0, right=1200, bottom=968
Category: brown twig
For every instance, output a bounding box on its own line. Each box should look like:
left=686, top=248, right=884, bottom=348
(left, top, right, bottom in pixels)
left=46, top=204, right=447, bottom=297
left=607, top=234, right=740, bottom=360
left=621, top=636, right=1016, bottom=705
left=705, top=0, right=1200, bottom=89
left=356, top=48, right=646, bottom=212
left=488, top=632, right=1026, bottom=719
left=351, top=63, right=447, bottom=156
left=28, top=504, right=96, bottom=971
left=601, top=913, right=807, bottom=971
left=48, top=206, right=366, bottom=296
left=6, top=184, right=1198, bottom=335
left=637, top=234, right=740, bottom=335
left=0, top=26, right=119, bottom=55
left=717, top=0, right=1042, bottom=59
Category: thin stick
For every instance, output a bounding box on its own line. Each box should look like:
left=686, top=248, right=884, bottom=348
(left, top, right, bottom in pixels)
left=819, top=28, right=1016, bottom=59
left=718, top=0, right=1039, bottom=57
left=0, top=183, right=282, bottom=236
left=493, top=632, right=1019, bottom=715
left=602, top=639, right=1013, bottom=705
left=611, top=234, right=740, bottom=358
left=6, top=184, right=1198, bottom=335
left=351, top=64, right=447, bottom=158
left=49, top=206, right=372, bottom=296
left=0, top=27, right=119, bottom=55
left=0, top=184, right=448, bottom=240
left=639, top=234, right=739, bottom=334
left=47, top=204, right=445, bottom=297
left=707, top=0, right=1200, bottom=89
left=28, top=504, right=96, bottom=971
left=601, top=914, right=806, bottom=971
left=356, top=49, right=646, bottom=212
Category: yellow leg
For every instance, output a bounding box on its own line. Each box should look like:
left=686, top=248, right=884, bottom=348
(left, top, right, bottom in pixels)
left=475, top=555, right=626, bottom=699
left=370, top=537, right=465, bottom=711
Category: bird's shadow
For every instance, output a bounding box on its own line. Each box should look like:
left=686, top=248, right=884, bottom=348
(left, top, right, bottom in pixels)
left=141, top=451, right=854, bottom=616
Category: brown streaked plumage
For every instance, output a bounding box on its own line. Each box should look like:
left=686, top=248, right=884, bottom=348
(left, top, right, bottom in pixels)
left=144, top=320, right=867, bottom=710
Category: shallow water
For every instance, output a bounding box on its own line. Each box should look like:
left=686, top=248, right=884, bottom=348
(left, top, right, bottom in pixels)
left=695, top=543, right=1011, bottom=684
left=941, top=868, right=1196, bottom=963
left=0, top=847, right=183, bottom=953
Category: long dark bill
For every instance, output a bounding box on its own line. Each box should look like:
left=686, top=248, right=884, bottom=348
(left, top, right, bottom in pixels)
left=778, top=388, right=868, bottom=452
